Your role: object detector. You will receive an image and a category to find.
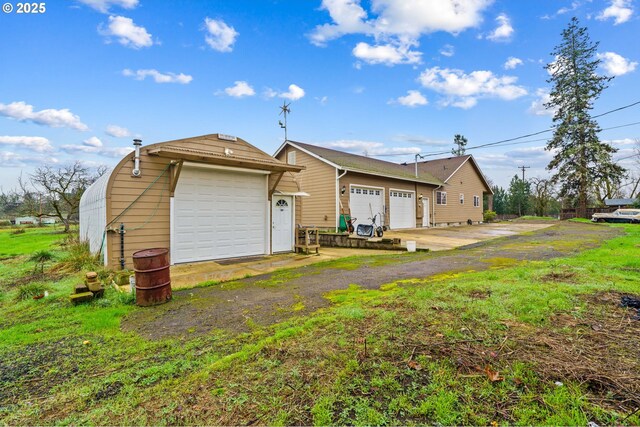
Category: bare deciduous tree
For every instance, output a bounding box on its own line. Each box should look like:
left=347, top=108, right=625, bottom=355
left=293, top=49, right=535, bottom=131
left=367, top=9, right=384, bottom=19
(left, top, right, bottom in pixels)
left=530, top=177, right=555, bottom=217
left=29, top=162, right=105, bottom=232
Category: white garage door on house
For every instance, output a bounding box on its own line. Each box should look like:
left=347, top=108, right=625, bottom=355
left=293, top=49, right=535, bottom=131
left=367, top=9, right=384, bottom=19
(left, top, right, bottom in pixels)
left=172, top=165, right=268, bottom=263
left=389, top=190, right=416, bottom=229
left=350, top=185, right=385, bottom=226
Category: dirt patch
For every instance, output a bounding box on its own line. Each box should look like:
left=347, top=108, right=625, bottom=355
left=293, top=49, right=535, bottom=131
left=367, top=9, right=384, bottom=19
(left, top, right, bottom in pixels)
left=122, top=222, right=621, bottom=340
left=0, top=338, right=88, bottom=404
left=508, top=291, right=640, bottom=413
left=540, top=270, right=577, bottom=283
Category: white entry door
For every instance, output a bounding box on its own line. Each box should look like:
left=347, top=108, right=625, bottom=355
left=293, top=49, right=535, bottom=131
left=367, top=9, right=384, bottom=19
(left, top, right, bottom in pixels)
left=422, top=198, right=430, bottom=227
left=272, top=196, right=293, bottom=252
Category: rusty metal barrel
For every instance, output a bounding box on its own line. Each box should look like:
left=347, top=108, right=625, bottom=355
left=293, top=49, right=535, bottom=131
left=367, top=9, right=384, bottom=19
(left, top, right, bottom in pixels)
left=132, top=248, right=171, bottom=306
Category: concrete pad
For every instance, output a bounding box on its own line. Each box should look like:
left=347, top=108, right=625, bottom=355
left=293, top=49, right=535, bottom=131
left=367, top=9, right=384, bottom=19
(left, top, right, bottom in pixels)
left=384, top=221, right=556, bottom=252
left=169, top=221, right=556, bottom=289
left=170, top=247, right=398, bottom=289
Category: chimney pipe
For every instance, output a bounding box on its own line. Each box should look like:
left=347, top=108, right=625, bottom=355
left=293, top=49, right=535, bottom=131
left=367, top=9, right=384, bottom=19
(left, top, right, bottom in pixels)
left=132, top=139, right=142, bottom=177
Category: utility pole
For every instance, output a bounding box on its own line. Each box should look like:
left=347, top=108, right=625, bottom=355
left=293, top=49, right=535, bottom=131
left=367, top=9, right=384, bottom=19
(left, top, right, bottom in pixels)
left=518, top=165, right=530, bottom=181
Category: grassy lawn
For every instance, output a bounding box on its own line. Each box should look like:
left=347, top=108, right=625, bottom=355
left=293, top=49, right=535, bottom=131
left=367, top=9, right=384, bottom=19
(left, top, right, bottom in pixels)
left=0, top=226, right=67, bottom=258
left=1, top=224, right=639, bottom=425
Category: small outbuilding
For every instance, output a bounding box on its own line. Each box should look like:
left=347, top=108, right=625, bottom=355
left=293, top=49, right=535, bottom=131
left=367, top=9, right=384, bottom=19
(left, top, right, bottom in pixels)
left=80, top=134, right=305, bottom=270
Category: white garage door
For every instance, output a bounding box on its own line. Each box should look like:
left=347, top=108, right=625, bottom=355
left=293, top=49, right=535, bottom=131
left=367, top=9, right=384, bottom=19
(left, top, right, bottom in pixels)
left=350, top=186, right=385, bottom=226
left=172, top=166, right=267, bottom=263
left=389, top=190, right=416, bottom=229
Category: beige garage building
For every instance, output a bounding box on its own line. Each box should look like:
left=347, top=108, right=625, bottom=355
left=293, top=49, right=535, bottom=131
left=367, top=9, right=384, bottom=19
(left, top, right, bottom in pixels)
left=80, top=134, right=304, bottom=270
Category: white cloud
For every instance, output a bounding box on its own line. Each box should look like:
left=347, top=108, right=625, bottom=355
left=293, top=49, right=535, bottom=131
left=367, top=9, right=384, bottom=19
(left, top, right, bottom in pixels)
left=309, top=0, right=492, bottom=66
left=558, top=2, right=580, bottom=14
left=597, top=51, right=637, bottom=76
left=352, top=41, right=421, bottom=65
left=418, top=66, right=527, bottom=108
left=393, top=134, right=450, bottom=146
left=486, top=13, right=514, bottom=42
left=105, top=124, right=131, bottom=138
left=504, top=56, right=523, bottom=69
left=77, top=0, right=138, bottom=13
left=264, top=85, right=306, bottom=101
left=203, top=18, right=238, bottom=52
left=0, top=101, right=89, bottom=131
left=0, top=136, right=53, bottom=152
left=439, top=44, right=455, bottom=57
left=316, top=96, right=329, bottom=105
left=528, top=89, right=555, bottom=116
left=122, top=69, right=193, bottom=84
left=222, top=81, right=255, bottom=97
left=60, top=137, right=133, bottom=158
left=597, top=0, right=633, bottom=24
left=393, top=90, right=428, bottom=107
left=0, top=151, right=59, bottom=167
left=83, top=136, right=103, bottom=147
left=324, top=139, right=421, bottom=156
left=98, top=15, right=153, bottom=49
left=309, top=0, right=371, bottom=46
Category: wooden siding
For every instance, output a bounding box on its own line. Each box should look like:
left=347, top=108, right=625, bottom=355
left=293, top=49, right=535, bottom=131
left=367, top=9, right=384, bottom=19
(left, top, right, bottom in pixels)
left=339, top=172, right=437, bottom=228
left=432, top=161, right=486, bottom=224
left=105, top=135, right=301, bottom=270
left=275, top=147, right=336, bottom=228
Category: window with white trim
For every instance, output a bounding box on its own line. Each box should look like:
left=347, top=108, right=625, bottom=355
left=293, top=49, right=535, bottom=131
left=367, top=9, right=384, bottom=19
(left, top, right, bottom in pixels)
left=459, top=193, right=464, bottom=204
left=473, top=195, right=480, bottom=207
left=436, top=191, right=447, bottom=205
left=287, top=151, right=296, bottom=165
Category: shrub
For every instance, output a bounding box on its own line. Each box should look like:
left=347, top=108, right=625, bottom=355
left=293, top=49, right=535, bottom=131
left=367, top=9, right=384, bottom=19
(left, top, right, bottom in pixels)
left=15, top=282, right=48, bottom=301
left=0, top=220, right=11, bottom=227
left=29, top=250, right=55, bottom=274
left=57, top=237, right=101, bottom=272
left=11, top=228, right=26, bottom=235
left=483, top=210, right=497, bottom=223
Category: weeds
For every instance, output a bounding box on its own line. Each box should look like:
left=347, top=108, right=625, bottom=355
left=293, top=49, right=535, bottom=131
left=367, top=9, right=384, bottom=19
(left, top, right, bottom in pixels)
left=56, top=236, right=101, bottom=272
left=14, top=282, right=48, bottom=301
left=28, top=250, right=55, bottom=274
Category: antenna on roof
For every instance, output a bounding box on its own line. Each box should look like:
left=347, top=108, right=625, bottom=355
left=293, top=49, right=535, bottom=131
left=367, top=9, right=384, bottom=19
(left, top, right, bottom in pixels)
left=414, top=153, right=427, bottom=178
left=278, top=101, right=291, bottom=141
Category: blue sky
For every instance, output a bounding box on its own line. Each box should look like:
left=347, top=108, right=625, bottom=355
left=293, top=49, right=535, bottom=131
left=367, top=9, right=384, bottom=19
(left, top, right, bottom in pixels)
left=1, top=0, right=638, bottom=191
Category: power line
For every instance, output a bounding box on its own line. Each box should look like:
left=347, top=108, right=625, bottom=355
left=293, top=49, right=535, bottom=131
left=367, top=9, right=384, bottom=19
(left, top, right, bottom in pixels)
left=413, top=119, right=640, bottom=159
left=367, top=99, right=640, bottom=159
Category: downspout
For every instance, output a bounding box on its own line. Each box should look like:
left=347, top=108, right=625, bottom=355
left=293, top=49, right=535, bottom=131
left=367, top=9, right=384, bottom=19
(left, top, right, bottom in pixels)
left=119, top=223, right=126, bottom=270
left=432, top=184, right=442, bottom=227
left=336, top=169, right=348, bottom=232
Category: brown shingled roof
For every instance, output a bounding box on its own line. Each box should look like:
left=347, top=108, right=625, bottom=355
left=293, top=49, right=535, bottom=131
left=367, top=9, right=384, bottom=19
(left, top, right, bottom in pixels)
left=413, top=155, right=471, bottom=182
left=404, top=155, right=493, bottom=193
left=288, top=141, right=443, bottom=186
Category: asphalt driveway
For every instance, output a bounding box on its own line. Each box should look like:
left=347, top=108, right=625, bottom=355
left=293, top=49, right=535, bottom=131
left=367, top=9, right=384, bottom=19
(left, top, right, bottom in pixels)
left=122, top=221, right=621, bottom=340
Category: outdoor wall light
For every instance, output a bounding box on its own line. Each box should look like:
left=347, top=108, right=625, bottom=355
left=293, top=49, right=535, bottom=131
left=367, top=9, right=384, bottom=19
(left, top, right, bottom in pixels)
left=418, top=193, right=423, bottom=201
left=341, top=185, right=346, bottom=195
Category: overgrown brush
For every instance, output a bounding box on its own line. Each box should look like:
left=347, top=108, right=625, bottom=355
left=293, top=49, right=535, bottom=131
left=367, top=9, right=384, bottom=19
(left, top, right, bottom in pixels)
left=29, top=250, right=55, bottom=274
left=11, top=228, right=26, bottom=235
left=56, top=236, right=101, bottom=272
left=14, top=282, right=48, bottom=301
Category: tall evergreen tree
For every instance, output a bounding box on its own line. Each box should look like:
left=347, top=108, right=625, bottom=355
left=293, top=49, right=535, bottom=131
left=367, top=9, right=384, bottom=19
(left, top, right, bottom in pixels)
left=508, top=175, right=531, bottom=216
left=451, top=134, right=468, bottom=156
left=544, top=17, right=624, bottom=218
left=490, top=185, right=508, bottom=215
